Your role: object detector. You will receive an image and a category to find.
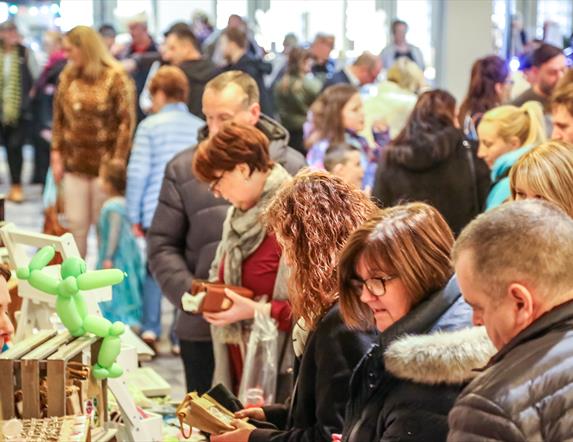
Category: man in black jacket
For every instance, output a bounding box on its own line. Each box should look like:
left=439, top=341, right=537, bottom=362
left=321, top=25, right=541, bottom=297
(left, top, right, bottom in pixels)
left=219, top=27, right=273, bottom=116
left=147, top=71, right=305, bottom=394
left=162, top=24, right=216, bottom=119
left=449, top=199, right=573, bottom=441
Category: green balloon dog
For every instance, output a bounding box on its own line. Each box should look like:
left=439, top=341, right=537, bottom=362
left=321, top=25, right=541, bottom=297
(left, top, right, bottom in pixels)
left=17, top=245, right=126, bottom=379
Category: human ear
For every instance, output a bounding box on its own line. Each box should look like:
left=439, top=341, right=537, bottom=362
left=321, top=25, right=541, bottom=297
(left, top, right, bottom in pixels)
left=508, top=135, right=522, bottom=149
left=236, top=163, right=251, bottom=179
left=508, top=283, right=534, bottom=329
left=331, top=163, right=344, bottom=177
left=248, top=102, right=261, bottom=124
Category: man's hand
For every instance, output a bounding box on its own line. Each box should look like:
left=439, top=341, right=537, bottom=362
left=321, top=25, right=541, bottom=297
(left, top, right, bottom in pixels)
left=132, top=224, right=145, bottom=238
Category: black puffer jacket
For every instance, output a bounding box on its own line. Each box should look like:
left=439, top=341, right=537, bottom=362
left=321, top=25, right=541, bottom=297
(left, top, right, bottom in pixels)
left=448, top=299, right=573, bottom=442
left=372, top=127, right=490, bottom=236
left=147, top=115, right=306, bottom=342
left=343, top=277, right=495, bottom=442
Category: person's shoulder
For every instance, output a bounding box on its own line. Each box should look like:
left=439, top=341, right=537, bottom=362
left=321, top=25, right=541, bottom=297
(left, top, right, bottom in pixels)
left=164, top=147, right=197, bottom=179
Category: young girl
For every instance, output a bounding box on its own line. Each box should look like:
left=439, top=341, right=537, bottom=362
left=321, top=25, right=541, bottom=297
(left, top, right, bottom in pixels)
left=509, top=140, right=573, bottom=216
left=306, top=84, right=388, bottom=191
left=477, top=101, right=546, bottom=209
left=97, top=159, right=144, bottom=327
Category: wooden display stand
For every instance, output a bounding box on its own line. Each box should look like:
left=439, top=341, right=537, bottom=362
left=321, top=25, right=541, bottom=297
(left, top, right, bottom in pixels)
left=0, top=225, right=162, bottom=441
left=0, top=330, right=107, bottom=422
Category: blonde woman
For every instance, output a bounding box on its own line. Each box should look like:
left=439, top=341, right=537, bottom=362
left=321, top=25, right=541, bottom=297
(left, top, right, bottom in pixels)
left=362, top=57, right=424, bottom=143
left=51, top=25, right=135, bottom=257
left=509, top=140, right=573, bottom=216
left=477, top=101, right=546, bottom=209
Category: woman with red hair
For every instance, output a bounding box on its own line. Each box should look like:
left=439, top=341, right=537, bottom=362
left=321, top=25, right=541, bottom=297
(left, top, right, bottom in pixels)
left=211, top=170, right=377, bottom=442
left=193, top=122, right=293, bottom=399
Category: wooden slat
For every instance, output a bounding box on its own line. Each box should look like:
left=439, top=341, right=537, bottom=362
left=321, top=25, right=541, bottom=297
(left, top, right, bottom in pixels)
left=47, top=359, right=66, bottom=417
left=0, top=329, right=56, bottom=360
left=48, top=335, right=98, bottom=362
left=22, top=331, right=74, bottom=360
left=21, top=360, right=40, bottom=418
left=0, top=359, right=15, bottom=419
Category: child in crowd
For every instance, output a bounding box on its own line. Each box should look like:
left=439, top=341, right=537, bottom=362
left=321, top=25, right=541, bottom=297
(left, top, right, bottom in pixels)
left=306, top=84, right=387, bottom=192
left=96, top=159, right=144, bottom=327
left=509, top=140, right=573, bottom=216
left=323, top=143, right=365, bottom=191
left=0, top=264, right=14, bottom=353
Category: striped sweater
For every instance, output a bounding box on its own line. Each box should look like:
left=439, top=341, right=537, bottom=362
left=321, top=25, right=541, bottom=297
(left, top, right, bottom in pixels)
left=126, top=102, right=203, bottom=228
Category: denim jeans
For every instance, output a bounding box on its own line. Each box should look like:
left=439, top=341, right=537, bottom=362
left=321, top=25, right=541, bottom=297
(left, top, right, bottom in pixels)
left=141, top=269, right=179, bottom=345
left=141, top=269, right=162, bottom=337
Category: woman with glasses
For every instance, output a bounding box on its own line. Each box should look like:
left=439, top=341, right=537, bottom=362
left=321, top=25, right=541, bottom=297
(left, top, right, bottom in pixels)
left=192, top=122, right=293, bottom=399
left=336, top=202, right=495, bottom=442
left=211, top=170, right=377, bottom=442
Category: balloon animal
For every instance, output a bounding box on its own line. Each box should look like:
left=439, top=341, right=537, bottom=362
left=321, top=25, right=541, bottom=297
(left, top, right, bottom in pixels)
left=16, top=246, right=126, bottom=379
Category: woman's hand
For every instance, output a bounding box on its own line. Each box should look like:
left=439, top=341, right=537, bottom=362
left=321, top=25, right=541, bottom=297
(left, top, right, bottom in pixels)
left=203, top=289, right=264, bottom=326
left=51, top=150, right=64, bottom=184
left=234, top=407, right=266, bottom=421
left=332, top=433, right=342, bottom=442
left=210, top=419, right=255, bottom=442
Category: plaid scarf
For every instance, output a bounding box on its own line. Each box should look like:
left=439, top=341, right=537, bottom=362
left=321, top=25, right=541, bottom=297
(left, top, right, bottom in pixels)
left=0, top=46, right=22, bottom=125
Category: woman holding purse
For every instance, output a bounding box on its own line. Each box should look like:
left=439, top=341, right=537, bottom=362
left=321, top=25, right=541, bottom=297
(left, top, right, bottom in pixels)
left=211, top=170, right=378, bottom=442
left=192, top=122, right=293, bottom=398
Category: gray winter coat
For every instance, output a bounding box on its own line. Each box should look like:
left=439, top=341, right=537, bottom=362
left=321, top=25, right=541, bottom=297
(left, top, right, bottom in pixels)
left=448, top=299, right=573, bottom=442
left=147, top=114, right=306, bottom=342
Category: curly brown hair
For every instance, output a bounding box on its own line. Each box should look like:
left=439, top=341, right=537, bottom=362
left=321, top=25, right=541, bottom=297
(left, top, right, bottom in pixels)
left=264, top=169, right=377, bottom=330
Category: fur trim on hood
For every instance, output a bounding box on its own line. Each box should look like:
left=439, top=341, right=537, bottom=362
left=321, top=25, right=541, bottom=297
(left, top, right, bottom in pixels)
left=384, top=326, right=496, bottom=385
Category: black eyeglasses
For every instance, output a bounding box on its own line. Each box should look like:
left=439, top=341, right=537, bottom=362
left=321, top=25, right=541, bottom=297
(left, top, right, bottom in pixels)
left=350, top=275, right=395, bottom=297
left=209, top=172, right=225, bottom=193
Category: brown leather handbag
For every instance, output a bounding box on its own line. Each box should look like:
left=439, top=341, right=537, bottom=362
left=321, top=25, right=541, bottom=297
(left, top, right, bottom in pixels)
left=190, top=280, right=255, bottom=313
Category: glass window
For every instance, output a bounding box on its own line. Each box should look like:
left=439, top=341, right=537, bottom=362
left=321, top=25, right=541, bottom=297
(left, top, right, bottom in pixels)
left=537, top=0, right=572, bottom=46
left=395, top=0, right=434, bottom=72
left=217, top=0, right=248, bottom=29
left=60, top=0, right=93, bottom=31
left=346, top=0, right=387, bottom=57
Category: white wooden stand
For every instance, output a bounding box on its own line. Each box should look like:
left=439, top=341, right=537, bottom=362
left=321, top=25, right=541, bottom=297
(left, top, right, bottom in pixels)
left=0, top=223, right=110, bottom=341
left=0, top=224, right=162, bottom=441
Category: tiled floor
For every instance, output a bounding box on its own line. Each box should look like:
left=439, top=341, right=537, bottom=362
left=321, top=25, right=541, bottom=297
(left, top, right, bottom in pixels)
left=5, top=146, right=187, bottom=402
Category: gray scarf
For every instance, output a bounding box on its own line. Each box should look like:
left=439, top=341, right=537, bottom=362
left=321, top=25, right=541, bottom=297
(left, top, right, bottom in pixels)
left=208, top=163, right=292, bottom=344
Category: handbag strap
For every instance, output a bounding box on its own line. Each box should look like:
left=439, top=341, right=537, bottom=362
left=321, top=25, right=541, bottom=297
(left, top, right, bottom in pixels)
left=462, top=139, right=480, bottom=213
left=178, top=413, right=193, bottom=439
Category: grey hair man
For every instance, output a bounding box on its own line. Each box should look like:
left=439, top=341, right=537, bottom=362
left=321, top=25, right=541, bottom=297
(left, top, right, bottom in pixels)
left=448, top=199, right=573, bottom=441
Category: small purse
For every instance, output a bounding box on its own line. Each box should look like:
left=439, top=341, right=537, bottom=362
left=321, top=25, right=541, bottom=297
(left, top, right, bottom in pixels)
left=189, top=280, right=255, bottom=313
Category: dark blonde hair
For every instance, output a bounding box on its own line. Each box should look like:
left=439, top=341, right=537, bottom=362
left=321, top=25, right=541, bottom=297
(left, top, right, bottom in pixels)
left=192, top=122, right=272, bottom=183
left=205, top=70, right=259, bottom=108
left=100, top=158, right=127, bottom=195
left=314, top=84, right=359, bottom=144
left=264, top=170, right=376, bottom=330
left=64, top=25, right=120, bottom=82
left=509, top=140, right=573, bottom=217
left=339, top=203, right=454, bottom=330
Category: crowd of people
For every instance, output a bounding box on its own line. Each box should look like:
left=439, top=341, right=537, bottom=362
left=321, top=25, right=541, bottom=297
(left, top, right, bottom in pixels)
left=2, top=9, right=573, bottom=441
